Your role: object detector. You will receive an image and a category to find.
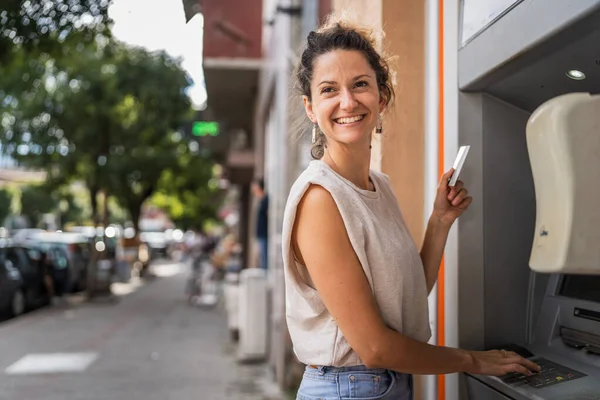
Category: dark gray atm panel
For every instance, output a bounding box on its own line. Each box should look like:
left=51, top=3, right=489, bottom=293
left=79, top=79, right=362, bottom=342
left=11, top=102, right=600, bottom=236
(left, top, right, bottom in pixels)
left=467, top=377, right=511, bottom=400
left=465, top=274, right=600, bottom=400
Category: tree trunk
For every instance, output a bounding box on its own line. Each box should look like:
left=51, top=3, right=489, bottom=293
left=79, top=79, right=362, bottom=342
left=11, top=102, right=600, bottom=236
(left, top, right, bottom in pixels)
left=87, top=185, right=100, bottom=298
left=102, top=190, right=110, bottom=228
left=128, top=185, right=155, bottom=233
left=127, top=200, right=144, bottom=275
left=90, top=186, right=100, bottom=227
left=129, top=202, right=141, bottom=235
left=124, top=188, right=154, bottom=276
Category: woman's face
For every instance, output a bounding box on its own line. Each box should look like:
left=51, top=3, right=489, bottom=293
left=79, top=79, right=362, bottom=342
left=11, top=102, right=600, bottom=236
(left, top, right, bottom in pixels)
left=304, top=50, right=385, bottom=149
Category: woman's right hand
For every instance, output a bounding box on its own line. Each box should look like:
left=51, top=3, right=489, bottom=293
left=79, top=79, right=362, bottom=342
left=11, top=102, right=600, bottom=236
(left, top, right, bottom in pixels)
left=468, top=349, right=541, bottom=376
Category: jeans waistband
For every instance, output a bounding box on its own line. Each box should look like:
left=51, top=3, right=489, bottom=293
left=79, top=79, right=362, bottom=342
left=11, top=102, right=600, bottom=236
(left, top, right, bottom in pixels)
left=307, top=365, right=391, bottom=375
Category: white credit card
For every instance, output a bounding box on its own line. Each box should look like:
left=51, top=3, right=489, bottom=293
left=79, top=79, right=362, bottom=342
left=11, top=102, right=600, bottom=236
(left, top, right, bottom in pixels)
left=449, top=145, right=470, bottom=187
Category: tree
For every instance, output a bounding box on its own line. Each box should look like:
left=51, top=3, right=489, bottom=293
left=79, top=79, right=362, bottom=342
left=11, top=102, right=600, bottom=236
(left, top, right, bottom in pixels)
left=101, top=46, right=195, bottom=231
left=0, top=0, right=112, bottom=225
left=0, top=0, right=111, bottom=63
left=1, top=41, right=110, bottom=224
left=1, top=36, right=197, bottom=230
left=0, top=3, right=218, bottom=235
left=0, top=0, right=112, bottom=228
left=150, top=153, right=223, bottom=230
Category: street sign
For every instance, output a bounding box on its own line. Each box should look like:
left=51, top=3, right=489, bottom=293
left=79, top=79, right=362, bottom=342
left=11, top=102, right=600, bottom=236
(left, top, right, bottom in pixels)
left=192, top=121, right=219, bottom=137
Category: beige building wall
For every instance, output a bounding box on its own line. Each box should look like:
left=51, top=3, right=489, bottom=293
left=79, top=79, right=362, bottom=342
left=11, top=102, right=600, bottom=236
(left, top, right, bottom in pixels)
left=380, top=0, right=426, bottom=245
left=332, top=0, right=426, bottom=243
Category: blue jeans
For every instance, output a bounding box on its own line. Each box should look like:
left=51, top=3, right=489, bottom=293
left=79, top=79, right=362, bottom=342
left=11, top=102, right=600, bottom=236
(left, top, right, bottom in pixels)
left=258, top=237, right=268, bottom=270
left=297, top=365, right=413, bottom=400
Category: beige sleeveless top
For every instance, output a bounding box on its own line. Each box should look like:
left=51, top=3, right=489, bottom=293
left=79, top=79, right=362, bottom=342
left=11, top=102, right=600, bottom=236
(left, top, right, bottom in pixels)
left=282, top=160, right=431, bottom=367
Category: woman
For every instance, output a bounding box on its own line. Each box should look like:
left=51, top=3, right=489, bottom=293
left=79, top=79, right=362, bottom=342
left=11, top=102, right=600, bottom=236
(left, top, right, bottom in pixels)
left=282, top=16, right=540, bottom=400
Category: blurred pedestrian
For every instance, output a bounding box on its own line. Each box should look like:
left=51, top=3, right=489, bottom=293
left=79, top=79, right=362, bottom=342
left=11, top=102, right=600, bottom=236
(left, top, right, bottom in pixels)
left=251, top=177, right=269, bottom=270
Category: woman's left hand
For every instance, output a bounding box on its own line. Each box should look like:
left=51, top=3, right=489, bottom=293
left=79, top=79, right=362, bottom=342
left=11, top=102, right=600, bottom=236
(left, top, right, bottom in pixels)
left=432, top=168, right=473, bottom=226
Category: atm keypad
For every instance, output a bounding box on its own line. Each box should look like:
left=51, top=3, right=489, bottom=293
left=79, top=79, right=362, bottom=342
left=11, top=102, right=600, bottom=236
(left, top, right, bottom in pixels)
left=500, top=358, right=586, bottom=389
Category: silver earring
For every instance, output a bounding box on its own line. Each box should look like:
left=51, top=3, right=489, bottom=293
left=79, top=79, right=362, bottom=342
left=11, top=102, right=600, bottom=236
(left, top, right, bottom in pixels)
left=312, top=123, right=318, bottom=144
left=375, top=115, right=383, bottom=134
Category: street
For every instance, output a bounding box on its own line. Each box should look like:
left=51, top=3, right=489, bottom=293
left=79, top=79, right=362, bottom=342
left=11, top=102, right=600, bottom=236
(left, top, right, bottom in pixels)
left=0, top=260, right=281, bottom=400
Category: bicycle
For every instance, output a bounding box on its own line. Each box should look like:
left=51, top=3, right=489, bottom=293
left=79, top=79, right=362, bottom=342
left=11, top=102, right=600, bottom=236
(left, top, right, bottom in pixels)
left=185, top=252, right=205, bottom=305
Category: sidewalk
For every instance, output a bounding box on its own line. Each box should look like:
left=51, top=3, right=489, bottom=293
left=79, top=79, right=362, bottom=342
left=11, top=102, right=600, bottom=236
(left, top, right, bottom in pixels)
left=0, top=260, right=286, bottom=400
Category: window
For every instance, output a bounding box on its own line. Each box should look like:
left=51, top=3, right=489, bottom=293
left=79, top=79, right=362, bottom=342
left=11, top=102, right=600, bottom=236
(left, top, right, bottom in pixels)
left=6, top=248, right=20, bottom=267
left=51, top=247, right=69, bottom=270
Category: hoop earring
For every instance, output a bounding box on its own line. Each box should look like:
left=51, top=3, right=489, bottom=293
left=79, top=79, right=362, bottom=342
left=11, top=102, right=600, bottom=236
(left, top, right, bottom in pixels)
left=312, top=123, right=318, bottom=144
left=375, top=115, right=383, bottom=134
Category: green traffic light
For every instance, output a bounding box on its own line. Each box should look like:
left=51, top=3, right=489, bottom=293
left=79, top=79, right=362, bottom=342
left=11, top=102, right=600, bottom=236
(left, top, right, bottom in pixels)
left=192, top=121, right=219, bottom=137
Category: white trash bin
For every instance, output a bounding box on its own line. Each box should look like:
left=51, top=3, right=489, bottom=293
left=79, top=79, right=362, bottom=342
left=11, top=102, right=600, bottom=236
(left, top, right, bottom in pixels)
left=224, top=272, right=240, bottom=341
left=237, top=268, right=268, bottom=362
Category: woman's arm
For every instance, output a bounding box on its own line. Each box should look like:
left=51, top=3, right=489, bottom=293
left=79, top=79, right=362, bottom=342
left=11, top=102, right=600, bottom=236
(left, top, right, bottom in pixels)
left=420, top=215, right=451, bottom=294
left=420, top=169, right=473, bottom=294
left=293, top=184, right=538, bottom=376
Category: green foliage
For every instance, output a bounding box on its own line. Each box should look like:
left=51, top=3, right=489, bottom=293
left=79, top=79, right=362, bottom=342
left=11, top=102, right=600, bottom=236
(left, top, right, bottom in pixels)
left=19, top=184, right=57, bottom=227
left=0, top=0, right=112, bottom=63
left=101, top=45, right=196, bottom=228
left=61, top=192, right=86, bottom=225
left=0, top=188, right=14, bottom=225
left=55, top=186, right=90, bottom=226
left=150, top=154, right=222, bottom=230
left=106, top=196, right=127, bottom=225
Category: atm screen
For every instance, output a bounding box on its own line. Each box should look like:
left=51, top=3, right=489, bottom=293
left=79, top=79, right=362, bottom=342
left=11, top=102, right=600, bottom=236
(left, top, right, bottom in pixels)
left=559, top=274, right=600, bottom=303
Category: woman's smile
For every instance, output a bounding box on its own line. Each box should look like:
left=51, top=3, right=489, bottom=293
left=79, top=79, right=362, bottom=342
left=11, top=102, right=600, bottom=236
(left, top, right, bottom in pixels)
left=333, top=114, right=367, bottom=126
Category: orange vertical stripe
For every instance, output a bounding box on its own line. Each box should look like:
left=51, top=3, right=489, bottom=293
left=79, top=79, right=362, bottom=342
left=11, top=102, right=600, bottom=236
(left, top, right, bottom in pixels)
left=437, top=0, right=446, bottom=399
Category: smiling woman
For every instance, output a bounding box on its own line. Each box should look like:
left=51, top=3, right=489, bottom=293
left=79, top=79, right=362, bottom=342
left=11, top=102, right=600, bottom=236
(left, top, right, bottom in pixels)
left=283, top=13, right=538, bottom=400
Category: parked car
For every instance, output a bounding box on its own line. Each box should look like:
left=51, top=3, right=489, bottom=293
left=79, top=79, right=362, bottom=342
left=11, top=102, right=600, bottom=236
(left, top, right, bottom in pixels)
left=23, top=232, right=92, bottom=293
left=66, top=226, right=119, bottom=263
left=0, top=245, right=50, bottom=317
left=10, top=228, right=46, bottom=242
left=139, top=230, right=169, bottom=260
left=0, top=257, right=25, bottom=317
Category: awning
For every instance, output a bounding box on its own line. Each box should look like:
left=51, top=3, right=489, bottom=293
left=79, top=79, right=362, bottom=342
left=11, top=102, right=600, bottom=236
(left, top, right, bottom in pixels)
left=181, top=0, right=201, bottom=22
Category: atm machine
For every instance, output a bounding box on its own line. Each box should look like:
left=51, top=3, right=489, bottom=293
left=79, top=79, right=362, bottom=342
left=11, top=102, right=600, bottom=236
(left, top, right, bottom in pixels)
left=464, top=93, right=600, bottom=399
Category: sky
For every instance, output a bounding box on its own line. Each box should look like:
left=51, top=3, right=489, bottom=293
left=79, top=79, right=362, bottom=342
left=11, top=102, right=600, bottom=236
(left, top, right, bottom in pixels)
left=107, top=0, right=207, bottom=108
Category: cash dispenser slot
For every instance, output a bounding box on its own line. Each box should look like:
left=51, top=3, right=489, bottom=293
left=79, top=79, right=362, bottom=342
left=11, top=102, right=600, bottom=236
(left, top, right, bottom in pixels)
left=560, top=326, right=600, bottom=355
